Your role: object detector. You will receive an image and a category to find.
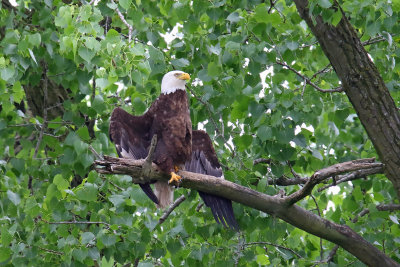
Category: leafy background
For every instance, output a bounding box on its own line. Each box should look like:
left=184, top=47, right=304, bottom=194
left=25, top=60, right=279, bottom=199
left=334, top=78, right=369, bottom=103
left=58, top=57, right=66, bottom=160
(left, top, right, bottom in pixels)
left=0, top=0, right=399, bottom=266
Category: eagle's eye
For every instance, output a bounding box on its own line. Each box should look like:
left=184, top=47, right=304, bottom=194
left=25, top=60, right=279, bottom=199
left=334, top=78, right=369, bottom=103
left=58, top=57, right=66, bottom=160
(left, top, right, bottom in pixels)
left=174, top=73, right=181, bottom=77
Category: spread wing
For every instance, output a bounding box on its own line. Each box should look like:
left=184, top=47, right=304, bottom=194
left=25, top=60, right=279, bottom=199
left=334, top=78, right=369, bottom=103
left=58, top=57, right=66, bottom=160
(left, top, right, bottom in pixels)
left=109, top=107, right=159, bottom=204
left=185, top=130, right=239, bottom=230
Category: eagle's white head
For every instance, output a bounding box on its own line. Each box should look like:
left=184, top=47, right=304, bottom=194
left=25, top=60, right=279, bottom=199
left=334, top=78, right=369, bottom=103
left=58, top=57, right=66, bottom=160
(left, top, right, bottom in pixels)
left=161, top=70, right=191, bottom=95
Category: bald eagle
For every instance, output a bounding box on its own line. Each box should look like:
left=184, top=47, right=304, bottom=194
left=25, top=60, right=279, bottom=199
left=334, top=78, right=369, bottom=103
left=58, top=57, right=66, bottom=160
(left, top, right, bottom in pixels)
left=109, top=70, right=238, bottom=230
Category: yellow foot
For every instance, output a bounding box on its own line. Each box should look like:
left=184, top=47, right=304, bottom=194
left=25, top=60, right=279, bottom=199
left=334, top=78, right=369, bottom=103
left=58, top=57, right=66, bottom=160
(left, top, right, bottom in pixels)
left=168, top=172, right=181, bottom=185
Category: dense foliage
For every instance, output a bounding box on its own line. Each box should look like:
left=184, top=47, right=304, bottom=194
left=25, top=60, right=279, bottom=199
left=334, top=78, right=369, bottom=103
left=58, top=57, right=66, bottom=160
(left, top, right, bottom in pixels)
left=0, top=0, right=399, bottom=265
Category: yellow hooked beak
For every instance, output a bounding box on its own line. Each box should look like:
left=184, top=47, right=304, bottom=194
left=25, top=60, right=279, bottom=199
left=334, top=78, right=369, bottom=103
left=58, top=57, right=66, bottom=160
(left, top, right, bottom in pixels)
left=178, top=72, right=191, bottom=80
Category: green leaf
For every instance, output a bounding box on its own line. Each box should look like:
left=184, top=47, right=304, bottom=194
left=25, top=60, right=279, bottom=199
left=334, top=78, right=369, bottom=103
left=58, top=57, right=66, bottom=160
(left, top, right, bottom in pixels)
left=72, top=248, right=88, bottom=263
left=100, top=234, right=117, bottom=247
left=393, top=0, right=400, bottom=12
left=77, top=127, right=90, bottom=141
left=389, top=215, right=399, bottom=225
left=1, top=67, right=15, bottom=82
left=171, top=58, right=189, bottom=68
left=53, top=174, right=69, bottom=193
left=311, top=149, right=323, bottom=160
left=28, top=33, right=41, bottom=47
left=119, top=0, right=132, bottom=10
left=0, top=248, right=11, bottom=262
left=75, top=183, right=97, bottom=202
left=148, top=46, right=164, bottom=62
left=286, top=41, right=299, bottom=51
left=92, top=95, right=105, bottom=113
left=1, top=227, right=13, bottom=246
left=257, top=125, right=272, bottom=142
left=78, top=47, right=95, bottom=63
left=105, top=29, right=120, bottom=43
left=254, top=4, right=269, bottom=23
left=109, top=194, right=125, bottom=208
left=227, top=12, right=241, bottom=23
left=256, top=254, right=269, bottom=265
left=7, top=190, right=20, bottom=206
left=318, top=0, right=332, bottom=8
left=207, top=62, right=220, bottom=77
left=331, top=11, right=342, bottom=26
left=12, top=81, right=24, bottom=103
left=79, top=153, right=94, bottom=169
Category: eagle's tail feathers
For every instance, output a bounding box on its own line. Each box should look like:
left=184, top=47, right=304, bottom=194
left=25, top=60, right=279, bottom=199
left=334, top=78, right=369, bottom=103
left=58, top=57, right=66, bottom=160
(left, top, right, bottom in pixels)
left=139, top=183, right=159, bottom=204
left=199, top=191, right=239, bottom=231
left=154, top=181, right=174, bottom=209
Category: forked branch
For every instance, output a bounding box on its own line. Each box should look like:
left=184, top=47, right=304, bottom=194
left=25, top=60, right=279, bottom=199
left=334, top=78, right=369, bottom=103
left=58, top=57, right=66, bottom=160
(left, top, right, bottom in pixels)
left=285, top=158, right=383, bottom=205
left=94, top=156, right=396, bottom=266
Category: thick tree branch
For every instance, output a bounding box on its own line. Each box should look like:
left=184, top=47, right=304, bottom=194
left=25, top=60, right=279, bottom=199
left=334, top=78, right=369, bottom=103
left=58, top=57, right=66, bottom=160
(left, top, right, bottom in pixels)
left=285, top=158, right=383, bottom=205
left=94, top=156, right=397, bottom=266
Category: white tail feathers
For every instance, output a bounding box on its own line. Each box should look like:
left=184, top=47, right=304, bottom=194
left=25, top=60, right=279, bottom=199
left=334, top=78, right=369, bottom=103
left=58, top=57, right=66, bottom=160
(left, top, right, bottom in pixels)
left=154, top=181, right=174, bottom=209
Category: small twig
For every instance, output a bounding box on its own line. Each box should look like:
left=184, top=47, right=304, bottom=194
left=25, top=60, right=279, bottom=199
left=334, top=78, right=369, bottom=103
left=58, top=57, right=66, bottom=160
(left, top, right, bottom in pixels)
left=196, top=202, right=204, bottom=212
left=353, top=204, right=400, bottom=223
left=301, top=78, right=307, bottom=98
left=46, top=102, right=63, bottom=110
left=8, top=123, right=37, bottom=127
left=141, top=135, right=157, bottom=178
left=44, top=220, right=111, bottom=227
left=312, top=245, right=339, bottom=266
left=287, top=161, right=301, bottom=179
left=37, top=246, right=64, bottom=256
left=253, top=158, right=272, bottom=165
left=362, top=35, right=387, bottom=46
left=276, top=61, right=344, bottom=93
left=107, top=94, right=131, bottom=104
left=310, top=63, right=332, bottom=80
left=145, top=135, right=157, bottom=164
left=268, top=0, right=277, bottom=13
left=86, top=237, right=97, bottom=248
left=89, top=145, right=103, bottom=160
left=310, top=194, right=324, bottom=261
left=265, top=33, right=284, bottom=61
left=111, top=0, right=133, bottom=42
left=108, top=180, right=124, bottom=191
left=317, top=167, right=383, bottom=192
left=157, top=195, right=187, bottom=225
left=244, top=242, right=302, bottom=258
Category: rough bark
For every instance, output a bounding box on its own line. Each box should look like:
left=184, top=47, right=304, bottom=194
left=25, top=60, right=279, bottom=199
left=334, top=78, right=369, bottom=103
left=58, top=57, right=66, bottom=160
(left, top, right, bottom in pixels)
left=95, top=156, right=399, bottom=266
left=293, top=0, right=400, bottom=200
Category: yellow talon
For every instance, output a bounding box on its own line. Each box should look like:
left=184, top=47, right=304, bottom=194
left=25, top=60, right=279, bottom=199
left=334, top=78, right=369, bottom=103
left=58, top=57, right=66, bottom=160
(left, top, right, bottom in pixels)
left=168, top=172, right=181, bottom=185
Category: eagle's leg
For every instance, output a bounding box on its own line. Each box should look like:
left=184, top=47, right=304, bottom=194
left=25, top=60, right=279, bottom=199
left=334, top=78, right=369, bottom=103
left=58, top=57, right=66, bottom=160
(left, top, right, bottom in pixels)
left=168, top=172, right=181, bottom=185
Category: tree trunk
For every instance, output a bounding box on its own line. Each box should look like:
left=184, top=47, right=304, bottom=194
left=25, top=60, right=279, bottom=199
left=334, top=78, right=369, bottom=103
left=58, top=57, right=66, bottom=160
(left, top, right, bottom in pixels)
left=294, top=0, right=400, bottom=200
